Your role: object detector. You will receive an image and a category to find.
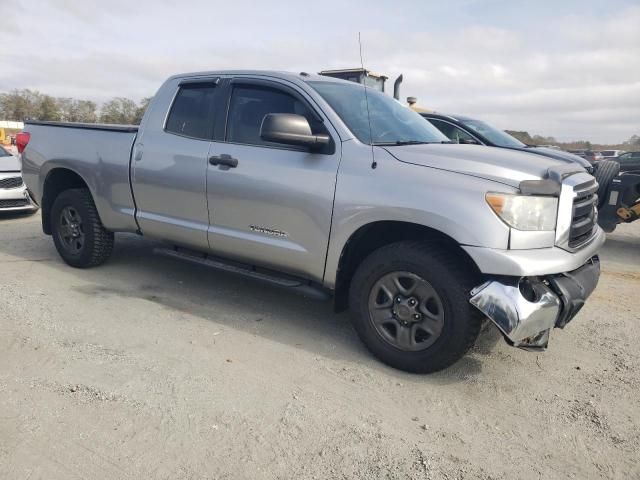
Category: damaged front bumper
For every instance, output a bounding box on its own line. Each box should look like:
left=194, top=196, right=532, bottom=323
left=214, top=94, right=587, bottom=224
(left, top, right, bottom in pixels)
left=470, top=256, right=600, bottom=349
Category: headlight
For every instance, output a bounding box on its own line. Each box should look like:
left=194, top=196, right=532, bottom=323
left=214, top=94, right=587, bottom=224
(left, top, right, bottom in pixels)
left=486, top=193, right=558, bottom=231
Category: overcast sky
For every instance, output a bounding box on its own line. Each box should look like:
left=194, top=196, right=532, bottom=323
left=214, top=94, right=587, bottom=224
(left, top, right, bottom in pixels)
left=2, top=0, right=639, bottom=143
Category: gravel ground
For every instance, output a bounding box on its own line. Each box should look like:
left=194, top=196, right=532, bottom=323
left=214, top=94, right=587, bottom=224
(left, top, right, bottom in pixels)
left=1, top=211, right=638, bottom=480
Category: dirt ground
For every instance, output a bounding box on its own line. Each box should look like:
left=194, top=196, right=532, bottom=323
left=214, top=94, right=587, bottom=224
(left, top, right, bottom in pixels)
left=1, top=211, right=638, bottom=480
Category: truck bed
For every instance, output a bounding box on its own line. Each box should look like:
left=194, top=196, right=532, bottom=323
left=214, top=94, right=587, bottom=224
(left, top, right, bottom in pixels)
left=22, top=120, right=140, bottom=233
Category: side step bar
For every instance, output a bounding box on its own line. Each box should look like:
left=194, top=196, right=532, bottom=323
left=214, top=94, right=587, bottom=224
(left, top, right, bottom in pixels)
left=154, top=246, right=331, bottom=301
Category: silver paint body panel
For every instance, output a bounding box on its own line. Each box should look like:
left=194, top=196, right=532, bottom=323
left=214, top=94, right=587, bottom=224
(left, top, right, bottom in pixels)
left=463, top=227, right=605, bottom=276
left=21, top=70, right=604, bottom=290
left=133, top=76, right=212, bottom=250
left=470, top=279, right=561, bottom=345
left=22, top=126, right=138, bottom=231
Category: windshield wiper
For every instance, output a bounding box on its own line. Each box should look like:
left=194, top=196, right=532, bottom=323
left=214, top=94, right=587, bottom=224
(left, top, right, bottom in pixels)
left=373, top=140, right=434, bottom=146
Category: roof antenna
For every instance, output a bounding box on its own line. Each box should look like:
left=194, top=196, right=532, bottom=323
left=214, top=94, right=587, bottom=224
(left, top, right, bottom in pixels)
left=359, top=32, right=377, bottom=169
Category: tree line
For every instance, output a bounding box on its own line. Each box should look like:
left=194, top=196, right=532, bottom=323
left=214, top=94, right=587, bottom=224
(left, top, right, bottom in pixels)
left=1, top=88, right=638, bottom=149
left=505, top=130, right=640, bottom=151
left=0, top=89, right=151, bottom=125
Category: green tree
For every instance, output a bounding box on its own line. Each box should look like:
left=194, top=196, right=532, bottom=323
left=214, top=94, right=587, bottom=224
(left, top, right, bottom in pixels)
left=0, top=89, right=41, bottom=120
left=56, top=97, right=74, bottom=121
left=624, top=134, right=640, bottom=147
left=100, top=97, right=138, bottom=124
left=133, top=97, right=152, bottom=125
left=74, top=100, right=98, bottom=123
left=38, top=95, right=61, bottom=121
left=57, top=98, right=97, bottom=122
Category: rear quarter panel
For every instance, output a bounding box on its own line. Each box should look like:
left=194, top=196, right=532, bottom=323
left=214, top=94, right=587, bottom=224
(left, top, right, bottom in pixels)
left=21, top=124, right=139, bottom=232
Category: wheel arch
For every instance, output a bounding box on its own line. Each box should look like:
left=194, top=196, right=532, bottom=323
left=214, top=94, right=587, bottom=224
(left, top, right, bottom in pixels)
left=332, top=220, right=482, bottom=312
left=41, top=167, right=92, bottom=235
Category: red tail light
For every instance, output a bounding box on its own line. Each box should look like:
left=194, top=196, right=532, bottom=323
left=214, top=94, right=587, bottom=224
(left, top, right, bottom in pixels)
left=16, top=132, right=31, bottom=154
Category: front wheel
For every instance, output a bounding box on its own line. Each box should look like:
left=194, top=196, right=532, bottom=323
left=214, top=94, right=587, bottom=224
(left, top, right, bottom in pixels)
left=349, top=241, right=483, bottom=373
left=51, top=188, right=114, bottom=268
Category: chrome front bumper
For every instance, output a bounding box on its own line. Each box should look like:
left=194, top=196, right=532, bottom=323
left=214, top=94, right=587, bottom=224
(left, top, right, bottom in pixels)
left=470, top=256, right=600, bottom=349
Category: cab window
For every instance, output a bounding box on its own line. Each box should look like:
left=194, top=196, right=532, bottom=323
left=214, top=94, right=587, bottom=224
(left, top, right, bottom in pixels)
left=165, top=83, right=217, bottom=140
left=226, top=85, right=325, bottom=148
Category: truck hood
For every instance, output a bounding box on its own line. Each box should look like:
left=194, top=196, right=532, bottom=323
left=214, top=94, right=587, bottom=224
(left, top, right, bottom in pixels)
left=383, top=143, right=585, bottom=188
left=0, top=154, right=21, bottom=172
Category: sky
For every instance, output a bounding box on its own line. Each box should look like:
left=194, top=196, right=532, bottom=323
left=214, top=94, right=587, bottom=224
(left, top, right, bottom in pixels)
left=1, top=0, right=639, bottom=143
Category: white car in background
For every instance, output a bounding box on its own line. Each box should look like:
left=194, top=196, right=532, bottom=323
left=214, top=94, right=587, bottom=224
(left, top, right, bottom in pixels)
left=599, top=149, right=625, bottom=159
left=0, top=145, right=38, bottom=213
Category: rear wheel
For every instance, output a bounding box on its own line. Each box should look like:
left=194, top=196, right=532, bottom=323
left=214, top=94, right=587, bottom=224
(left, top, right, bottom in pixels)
left=51, top=188, right=114, bottom=268
left=349, top=241, right=483, bottom=373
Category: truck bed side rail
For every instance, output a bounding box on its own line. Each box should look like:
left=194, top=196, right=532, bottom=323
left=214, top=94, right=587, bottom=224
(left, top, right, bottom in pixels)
left=25, top=120, right=139, bottom=133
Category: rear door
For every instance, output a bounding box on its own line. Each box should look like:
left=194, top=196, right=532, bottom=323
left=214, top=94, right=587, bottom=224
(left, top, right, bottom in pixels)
left=205, top=77, right=341, bottom=282
left=132, top=79, right=220, bottom=250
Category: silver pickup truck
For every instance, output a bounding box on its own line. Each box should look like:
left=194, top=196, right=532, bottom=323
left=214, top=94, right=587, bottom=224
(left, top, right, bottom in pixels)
left=21, top=70, right=604, bottom=373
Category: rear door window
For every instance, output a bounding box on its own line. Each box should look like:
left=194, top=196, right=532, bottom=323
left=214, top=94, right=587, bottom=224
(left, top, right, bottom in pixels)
left=165, top=83, right=217, bottom=140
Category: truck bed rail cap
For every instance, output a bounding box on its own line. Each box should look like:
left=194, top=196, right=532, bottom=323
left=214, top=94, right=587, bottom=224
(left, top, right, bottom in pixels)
left=24, top=120, right=138, bottom=133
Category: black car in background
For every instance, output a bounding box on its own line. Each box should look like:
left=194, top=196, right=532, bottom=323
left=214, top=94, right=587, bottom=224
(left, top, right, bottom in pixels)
left=421, top=113, right=640, bottom=233
left=421, top=113, right=593, bottom=171
left=613, top=151, right=640, bottom=172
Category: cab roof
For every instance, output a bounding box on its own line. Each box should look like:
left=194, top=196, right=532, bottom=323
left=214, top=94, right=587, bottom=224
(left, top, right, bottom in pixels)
left=168, top=70, right=354, bottom=85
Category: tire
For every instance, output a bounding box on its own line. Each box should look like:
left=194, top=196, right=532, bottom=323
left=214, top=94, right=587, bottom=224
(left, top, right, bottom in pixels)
left=594, top=160, right=620, bottom=208
left=51, top=188, right=114, bottom=268
left=349, top=241, right=483, bottom=373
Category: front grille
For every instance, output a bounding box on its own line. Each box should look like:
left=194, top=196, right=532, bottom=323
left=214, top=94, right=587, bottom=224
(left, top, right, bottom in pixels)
left=0, top=199, right=28, bottom=208
left=569, top=179, right=598, bottom=248
left=0, top=176, right=23, bottom=189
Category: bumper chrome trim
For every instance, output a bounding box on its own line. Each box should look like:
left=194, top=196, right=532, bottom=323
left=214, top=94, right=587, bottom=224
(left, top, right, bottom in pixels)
left=470, top=256, right=601, bottom=349
left=470, top=279, right=561, bottom=347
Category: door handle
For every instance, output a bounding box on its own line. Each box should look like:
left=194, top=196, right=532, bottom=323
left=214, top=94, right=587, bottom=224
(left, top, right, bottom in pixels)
left=209, top=154, right=238, bottom=168
left=134, top=144, right=144, bottom=161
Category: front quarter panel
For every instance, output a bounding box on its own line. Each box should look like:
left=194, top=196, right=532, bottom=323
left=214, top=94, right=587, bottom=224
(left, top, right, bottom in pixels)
left=324, top=143, right=514, bottom=288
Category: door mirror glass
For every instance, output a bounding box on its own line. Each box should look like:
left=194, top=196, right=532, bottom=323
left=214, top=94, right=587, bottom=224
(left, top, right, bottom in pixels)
left=260, top=113, right=330, bottom=150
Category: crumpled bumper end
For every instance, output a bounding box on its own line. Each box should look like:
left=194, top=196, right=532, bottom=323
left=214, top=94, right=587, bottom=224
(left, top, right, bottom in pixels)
left=470, top=256, right=600, bottom=349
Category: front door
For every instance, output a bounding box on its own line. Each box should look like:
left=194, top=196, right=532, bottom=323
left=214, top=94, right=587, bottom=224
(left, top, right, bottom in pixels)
left=205, top=78, right=340, bottom=282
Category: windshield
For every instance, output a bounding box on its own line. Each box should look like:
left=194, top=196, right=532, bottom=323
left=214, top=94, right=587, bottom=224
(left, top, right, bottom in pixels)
left=0, top=146, right=12, bottom=157
left=460, top=119, right=525, bottom=148
left=309, top=81, right=449, bottom=145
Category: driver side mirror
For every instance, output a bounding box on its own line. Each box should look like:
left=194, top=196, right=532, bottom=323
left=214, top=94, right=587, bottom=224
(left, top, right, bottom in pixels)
left=260, top=113, right=330, bottom=150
